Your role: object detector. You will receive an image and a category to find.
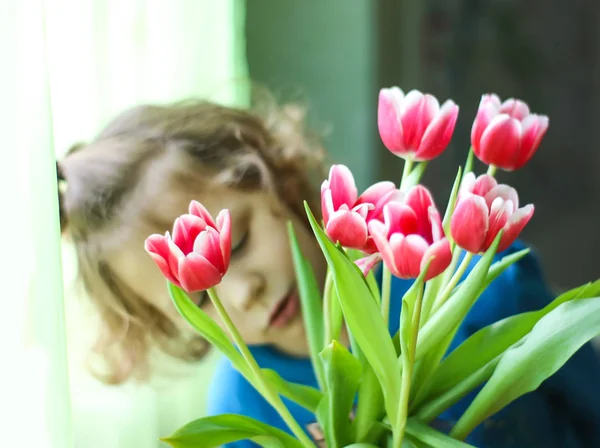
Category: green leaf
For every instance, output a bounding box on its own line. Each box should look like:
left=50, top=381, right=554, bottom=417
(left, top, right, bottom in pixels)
left=412, top=246, right=530, bottom=408
left=462, top=147, right=474, bottom=179
left=160, top=414, right=303, bottom=448
left=366, top=269, right=382, bottom=306
left=442, top=167, right=463, bottom=239
left=169, top=283, right=323, bottom=414
left=405, top=418, right=475, bottom=448
left=361, top=420, right=390, bottom=445
left=305, top=202, right=401, bottom=422
left=415, top=233, right=502, bottom=360
left=410, top=327, right=459, bottom=412
left=344, top=444, right=380, bottom=448
left=400, top=439, right=420, bottom=448
left=288, top=222, right=327, bottom=391
left=317, top=341, right=363, bottom=447
left=262, top=369, right=322, bottom=413
left=480, top=248, right=529, bottom=291
left=354, top=364, right=385, bottom=442
left=167, top=283, right=252, bottom=380
left=329, top=282, right=344, bottom=342
left=451, top=295, right=600, bottom=440
left=415, top=280, right=600, bottom=414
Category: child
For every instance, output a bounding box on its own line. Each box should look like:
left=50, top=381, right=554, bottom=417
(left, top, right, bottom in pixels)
left=58, top=100, right=600, bottom=447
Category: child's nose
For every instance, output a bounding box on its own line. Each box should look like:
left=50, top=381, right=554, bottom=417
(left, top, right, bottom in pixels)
left=231, top=273, right=266, bottom=311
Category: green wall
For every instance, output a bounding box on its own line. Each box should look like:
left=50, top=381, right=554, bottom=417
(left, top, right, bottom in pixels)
left=246, top=1, right=378, bottom=189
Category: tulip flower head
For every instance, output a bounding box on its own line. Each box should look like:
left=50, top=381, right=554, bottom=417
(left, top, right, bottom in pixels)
left=378, top=87, right=459, bottom=161
left=368, top=185, right=452, bottom=281
left=145, top=200, right=231, bottom=293
left=471, top=94, right=549, bottom=171
left=450, top=173, right=534, bottom=254
left=321, top=164, right=401, bottom=252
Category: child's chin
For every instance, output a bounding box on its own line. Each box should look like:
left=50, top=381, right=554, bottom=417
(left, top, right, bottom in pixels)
left=271, top=321, right=310, bottom=357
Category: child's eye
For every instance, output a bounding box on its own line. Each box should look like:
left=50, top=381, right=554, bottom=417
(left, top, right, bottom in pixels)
left=232, top=230, right=250, bottom=256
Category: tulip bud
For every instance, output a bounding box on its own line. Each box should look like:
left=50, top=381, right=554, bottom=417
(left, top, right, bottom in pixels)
left=378, top=87, right=459, bottom=161
left=368, top=185, right=452, bottom=281
left=471, top=94, right=549, bottom=171
left=450, top=173, right=534, bottom=253
left=321, top=165, right=404, bottom=252
left=145, top=201, right=232, bottom=293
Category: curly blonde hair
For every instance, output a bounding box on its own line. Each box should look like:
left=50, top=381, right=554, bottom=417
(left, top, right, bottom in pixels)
left=58, top=99, right=327, bottom=384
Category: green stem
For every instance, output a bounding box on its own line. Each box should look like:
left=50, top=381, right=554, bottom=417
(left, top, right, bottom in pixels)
left=381, top=266, right=393, bottom=326
left=430, top=252, right=474, bottom=316
left=393, top=284, right=425, bottom=448
left=207, top=288, right=315, bottom=447
left=323, top=269, right=334, bottom=346
left=419, top=277, right=442, bottom=328
left=486, top=164, right=497, bottom=177
left=399, top=158, right=415, bottom=191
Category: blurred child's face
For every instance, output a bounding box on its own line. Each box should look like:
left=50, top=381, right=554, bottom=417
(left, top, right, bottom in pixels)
left=112, top=185, right=327, bottom=358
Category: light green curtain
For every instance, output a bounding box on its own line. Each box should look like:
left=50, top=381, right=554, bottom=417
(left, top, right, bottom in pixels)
left=1, top=1, right=247, bottom=447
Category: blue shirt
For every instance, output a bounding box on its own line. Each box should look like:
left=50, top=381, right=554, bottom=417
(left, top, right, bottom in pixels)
left=207, top=241, right=600, bottom=447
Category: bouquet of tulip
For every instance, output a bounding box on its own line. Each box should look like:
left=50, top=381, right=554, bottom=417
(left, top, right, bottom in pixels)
left=146, top=89, right=600, bottom=448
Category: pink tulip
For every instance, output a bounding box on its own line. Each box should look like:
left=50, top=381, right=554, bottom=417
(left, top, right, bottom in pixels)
left=145, top=201, right=231, bottom=293
left=471, top=94, right=549, bottom=171
left=378, top=87, right=459, bottom=161
left=368, top=185, right=452, bottom=281
left=355, top=253, right=382, bottom=277
left=450, top=173, right=534, bottom=254
left=321, top=165, right=370, bottom=249
left=321, top=165, right=402, bottom=251
left=355, top=181, right=404, bottom=254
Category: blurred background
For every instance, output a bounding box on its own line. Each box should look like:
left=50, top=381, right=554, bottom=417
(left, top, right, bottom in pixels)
left=2, top=1, right=598, bottom=447
left=246, top=1, right=600, bottom=291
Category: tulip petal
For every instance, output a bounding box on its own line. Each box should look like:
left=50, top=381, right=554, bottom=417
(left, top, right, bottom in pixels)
left=391, top=233, right=428, bottom=279
left=352, top=203, right=372, bottom=220
left=362, top=238, right=379, bottom=255
left=514, top=114, right=549, bottom=170
left=471, top=97, right=500, bottom=153
left=482, top=198, right=512, bottom=251
left=144, top=234, right=181, bottom=287
left=478, top=115, right=521, bottom=169
left=428, top=206, right=444, bottom=242
left=355, top=253, right=382, bottom=277
left=378, top=88, right=408, bottom=155
left=459, top=172, right=477, bottom=197
left=384, top=201, right=418, bottom=236
left=193, top=227, right=225, bottom=273
left=421, top=238, right=452, bottom=280
left=499, top=98, right=530, bottom=120
left=472, top=174, right=498, bottom=198
left=450, top=195, right=489, bottom=253
left=172, top=214, right=207, bottom=255
left=356, top=181, right=397, bottom=206
left=216, top=209, right=232, bottom=271
left=326, top=210, right=368, bottom=249
left=416, top=100, right=459, bottom=161
left=368, top=220, right=397, bottom=272
left=484, top=185, right=519, bottom=210
left=321, top=187, right=335, bottom=225
left=329, top=165, right=358, bottom=209
left=366, top=188, right=404, bottom=223
left=498, top=204, right=534, bottom=252
left=189, top=200, right=216, bottom=228
left=178, top=253, right=223, bottom=292
left=402, top=91, right=439, bottom=151
left=482, top=94, right=502, bottom=108
left=405, top=185, right=437, bottom=242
